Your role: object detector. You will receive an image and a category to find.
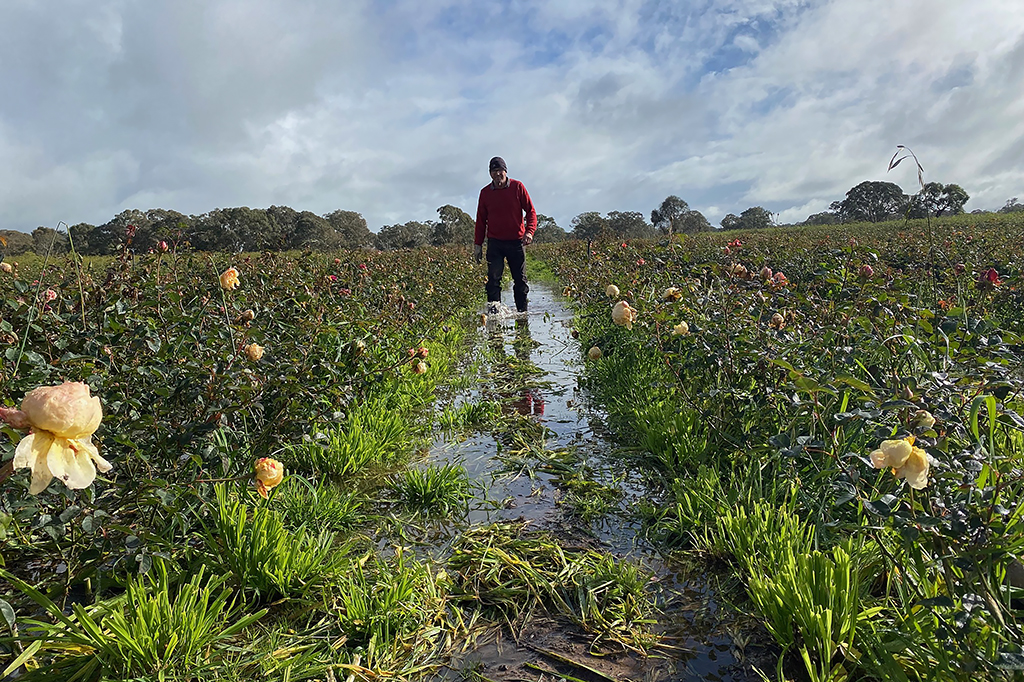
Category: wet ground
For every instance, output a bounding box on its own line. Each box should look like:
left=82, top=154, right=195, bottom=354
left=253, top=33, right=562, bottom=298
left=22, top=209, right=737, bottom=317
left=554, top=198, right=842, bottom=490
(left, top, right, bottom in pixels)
left=425, top=282, right=774, bottom=682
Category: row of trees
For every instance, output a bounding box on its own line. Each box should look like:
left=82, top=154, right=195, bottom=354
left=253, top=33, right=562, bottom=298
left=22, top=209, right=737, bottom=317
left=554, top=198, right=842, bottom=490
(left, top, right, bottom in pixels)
left=801, top=181, right=971, bottom=225
left=5, top=195, right=721, bottom=256
left=8, top=182, right=1019, bottom=257
left=6, top=205, right=484, bottom=256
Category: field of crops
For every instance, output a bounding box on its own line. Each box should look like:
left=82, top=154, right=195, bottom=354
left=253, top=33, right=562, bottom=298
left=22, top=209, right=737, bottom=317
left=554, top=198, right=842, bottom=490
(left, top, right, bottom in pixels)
left=2, top=213, right=1024, bottom=681
left=543, top=211, right=1024, bottom=680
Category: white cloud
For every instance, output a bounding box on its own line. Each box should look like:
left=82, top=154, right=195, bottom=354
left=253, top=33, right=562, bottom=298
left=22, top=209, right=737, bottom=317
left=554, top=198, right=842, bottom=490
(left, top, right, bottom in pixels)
left=0, top=0, right=1021, bottom=235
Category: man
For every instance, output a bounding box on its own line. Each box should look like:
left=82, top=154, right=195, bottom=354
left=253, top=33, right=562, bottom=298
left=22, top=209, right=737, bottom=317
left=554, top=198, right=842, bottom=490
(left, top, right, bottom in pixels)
left=474, top=156, right=537, bottom=313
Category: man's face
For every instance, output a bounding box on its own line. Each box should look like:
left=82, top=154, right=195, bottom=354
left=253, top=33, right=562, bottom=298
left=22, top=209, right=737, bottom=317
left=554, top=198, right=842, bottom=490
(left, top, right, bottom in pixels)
left=490, top=168, right=507, bottom=185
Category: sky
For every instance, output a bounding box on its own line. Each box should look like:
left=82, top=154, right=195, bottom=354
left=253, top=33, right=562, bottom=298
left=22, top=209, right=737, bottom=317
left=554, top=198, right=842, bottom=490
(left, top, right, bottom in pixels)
left=1, top=0, right=1022, bottom=234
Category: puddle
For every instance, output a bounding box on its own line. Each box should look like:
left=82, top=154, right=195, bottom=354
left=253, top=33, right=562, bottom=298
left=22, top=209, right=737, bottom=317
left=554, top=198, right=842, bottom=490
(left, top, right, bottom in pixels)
left=426, top=282, right=772, bottom=682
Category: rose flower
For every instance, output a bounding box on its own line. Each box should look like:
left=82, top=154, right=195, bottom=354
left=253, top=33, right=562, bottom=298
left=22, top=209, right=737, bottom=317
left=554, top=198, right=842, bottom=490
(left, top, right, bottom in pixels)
left=220, top=267, right=240, bottom=290
left=254, top=457, right=284, bottom=498
left=6, top=383, right=110, bottom=494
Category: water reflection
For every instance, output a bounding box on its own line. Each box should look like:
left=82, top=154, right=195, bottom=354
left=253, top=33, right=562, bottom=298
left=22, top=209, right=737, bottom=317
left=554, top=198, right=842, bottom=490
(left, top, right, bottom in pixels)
left=487, top=318, right=546, bottom=418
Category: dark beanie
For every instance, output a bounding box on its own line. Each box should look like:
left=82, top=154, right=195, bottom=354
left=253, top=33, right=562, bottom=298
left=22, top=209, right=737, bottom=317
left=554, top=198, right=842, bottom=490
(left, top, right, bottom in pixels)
left=489, top=156, right=507, bottom=171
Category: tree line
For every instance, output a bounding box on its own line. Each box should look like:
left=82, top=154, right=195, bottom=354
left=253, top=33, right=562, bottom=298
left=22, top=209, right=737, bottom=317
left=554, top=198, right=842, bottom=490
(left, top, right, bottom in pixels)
left=3, top=180, right=1020, bottom=257
left=1, top=204, right=482, bottom=256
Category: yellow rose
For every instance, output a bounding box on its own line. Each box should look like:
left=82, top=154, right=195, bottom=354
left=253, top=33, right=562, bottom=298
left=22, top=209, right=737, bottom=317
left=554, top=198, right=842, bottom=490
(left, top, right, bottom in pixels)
left=870, top=437, right=931, bottom=489
left=13, top=382, right=109, bottom=494
left=411, top=359, right=427, bottom=374
left=220, top=267, right=240, bottom=290
left=672, top=321, right=689, bottom=335
left=727, top=263, right=748, bottom=278
left=588, top=346, right=602, bottom=360
left=894, top=446, right=931, bottom=489
left=254, top=457, right=284, bottom=498
left=245, top=343, right=264, bottom=361
left=612, top=301, right=637, bottom=329
left=663, top=287, right=681, bottom=301
left=22, top=382, right=102, bottom=438
left=869, top=438, right=913, bottom=469
left=605, top=284, right=620, bottom=297
left=769, top=312, right=785, bottom=330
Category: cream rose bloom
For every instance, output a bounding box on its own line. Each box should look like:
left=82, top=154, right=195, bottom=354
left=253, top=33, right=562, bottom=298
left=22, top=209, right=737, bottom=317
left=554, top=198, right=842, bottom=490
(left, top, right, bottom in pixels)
left=911, top=410, right=936, bottom=429
left=672, top=321, right=689, bottom=335
left=870, top=437, right=931, bottom=489
left=612, top=301, right=637, bottom=330
left=605, top=284, right=620, bottom=297
left=245, top=343, right=264, bottom=361
left=663, top=287, right=681, bottom=301
left=13, top=382, right=109, bottom=494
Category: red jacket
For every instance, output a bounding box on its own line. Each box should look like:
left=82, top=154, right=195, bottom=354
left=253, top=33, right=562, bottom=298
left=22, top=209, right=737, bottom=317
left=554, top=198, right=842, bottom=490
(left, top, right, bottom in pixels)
left=474, top=179, right=537, bottom=245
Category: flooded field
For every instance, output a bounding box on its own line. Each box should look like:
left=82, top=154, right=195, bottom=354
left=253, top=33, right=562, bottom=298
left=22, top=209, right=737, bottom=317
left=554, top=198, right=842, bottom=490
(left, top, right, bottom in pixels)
left=421, top=282, right=772, bottom=682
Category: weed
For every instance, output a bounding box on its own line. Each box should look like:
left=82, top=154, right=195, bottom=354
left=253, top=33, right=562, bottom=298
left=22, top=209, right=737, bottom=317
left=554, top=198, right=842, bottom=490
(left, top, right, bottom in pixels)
left=393, top=462, right=474, bottom=515
left=1, top=562, right=265, bottom=680
left=204, top=485, right=343, bottom=602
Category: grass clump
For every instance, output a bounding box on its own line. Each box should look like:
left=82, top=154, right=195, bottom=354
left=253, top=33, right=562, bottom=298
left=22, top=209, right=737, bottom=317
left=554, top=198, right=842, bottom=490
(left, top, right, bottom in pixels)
left=275, top=476, right=366, bottom=533
left=204, top=485, right=344, bottom=602
left=435, top=399, right=502, bottom=434
left=558, top=473, right=623, bottom=522
left=1, top=562, right=265, bottom=681
left=286, top=399, right=412, bottom=478
left=393, top=462, right=474, bottom=515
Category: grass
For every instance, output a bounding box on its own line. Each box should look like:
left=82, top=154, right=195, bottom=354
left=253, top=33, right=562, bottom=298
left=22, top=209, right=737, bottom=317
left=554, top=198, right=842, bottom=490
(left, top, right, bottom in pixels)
left=393, top=462, right=474, bottom=515
left=275, top=476, right=366, bottom=533
left=434, top=399, right=502, bottom=434
left=0, top=562, right=266, bottom=681
left=284, top=398, right=413, bottom=478
left=204, top=485, right=345, bottom=602
left=448, top=522, right=657, bottom=650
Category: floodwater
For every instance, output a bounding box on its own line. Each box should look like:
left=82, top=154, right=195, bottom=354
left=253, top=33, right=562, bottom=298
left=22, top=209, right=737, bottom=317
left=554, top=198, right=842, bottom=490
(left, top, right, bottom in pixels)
left=425, top=281, right=771, bottom=682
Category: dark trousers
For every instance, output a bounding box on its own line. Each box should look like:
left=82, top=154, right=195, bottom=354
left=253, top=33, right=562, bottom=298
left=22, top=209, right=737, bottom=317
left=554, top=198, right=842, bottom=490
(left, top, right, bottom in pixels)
left=486, top=238, right=529, bottom=311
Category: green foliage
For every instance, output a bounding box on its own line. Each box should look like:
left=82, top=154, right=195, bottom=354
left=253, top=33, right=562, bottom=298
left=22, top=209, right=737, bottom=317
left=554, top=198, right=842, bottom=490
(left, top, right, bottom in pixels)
left=435, top=399, right=501, bottom=434
left=448, top=522, right=656, bottom=649
left=830, top=180, right=908, bottom=222
left=570, top=211, right=609, bottom=240
left=204, top=485, right=342, bottom=602
left=538, top=213, right=1024, bottom=678
left=533, top=214, right=567, bottom=243
left=274, top=476, right=366, bottom=533
left=335, top=550, right=443, bottom=653
left=558, top=472, right=622, bottom=522
left=376, top=220, right=431, bottom=250
left=1, top=563, right=265, bottom=681
left=285, top=399, right=413, bottom=478
left=907, top=182, right=970, bottom=218
left=393, top=462, right=473, bottom=515
left=433, top=204, right=476, bottom=246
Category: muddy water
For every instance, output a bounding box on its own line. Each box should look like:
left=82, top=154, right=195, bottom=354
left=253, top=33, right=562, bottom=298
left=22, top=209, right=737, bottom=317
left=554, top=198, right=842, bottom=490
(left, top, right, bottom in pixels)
left=426, top=282, right=770, bottom=682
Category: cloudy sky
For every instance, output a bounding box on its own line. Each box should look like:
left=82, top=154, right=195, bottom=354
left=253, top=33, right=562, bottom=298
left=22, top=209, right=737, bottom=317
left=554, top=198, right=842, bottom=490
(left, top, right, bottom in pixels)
left=2, top=0, right=1022, bottom=234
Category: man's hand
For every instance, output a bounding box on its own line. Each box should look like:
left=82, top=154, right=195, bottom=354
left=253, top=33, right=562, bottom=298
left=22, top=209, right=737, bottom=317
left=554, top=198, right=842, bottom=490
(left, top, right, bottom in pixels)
left=474, top=244, right=483, bottom=264
left=522, top=233, right=534, bottom=246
